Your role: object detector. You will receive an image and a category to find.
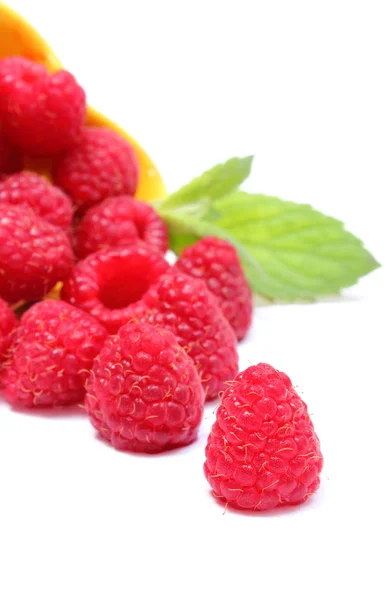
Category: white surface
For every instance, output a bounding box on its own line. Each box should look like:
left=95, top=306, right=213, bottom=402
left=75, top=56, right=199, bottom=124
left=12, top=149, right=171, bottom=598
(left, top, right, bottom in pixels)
left=1, top=294, right=387, bottom=600
left=1, top=1, right=387, bottom=599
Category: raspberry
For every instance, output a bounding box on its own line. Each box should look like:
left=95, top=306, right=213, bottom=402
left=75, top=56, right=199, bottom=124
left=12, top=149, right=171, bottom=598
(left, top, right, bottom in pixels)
left=0, top=57, right=86, bottom=156
left=74, top=195, right=168, bottom=258
left=0, top=130, right=22, bottom=176
left=130, top=198, right=169, bottom=255
left=0, top=57, right=46, bottom=112
left=85, top=322, right=204, bottom=453
left=0, top=297, right=17, bottom=362
left=0, top=171, right=73, bottom=229
left=2, top=300, right=107, bottom=408
left=176, top=237, right=253, bottom=341
left=204, top=363, right=323, bottom=511
left=61, top=245, right=169, bottom=333
left=74, top=195, right=138, bottom=259
left=0, top=204, right=74, bottom=303
left=139, top=270, right=239, bottom=401
left=53, top=127, right=139, bottom=209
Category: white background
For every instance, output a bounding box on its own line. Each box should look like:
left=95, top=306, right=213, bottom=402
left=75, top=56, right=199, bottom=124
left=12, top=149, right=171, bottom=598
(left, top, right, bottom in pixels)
left=0, top=1, right=387, bottom=599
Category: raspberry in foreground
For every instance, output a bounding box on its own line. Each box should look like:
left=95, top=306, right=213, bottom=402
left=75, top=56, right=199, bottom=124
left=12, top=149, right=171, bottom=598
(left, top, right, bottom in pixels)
left=0, top=204, right=74, bottom=303
left=0, top=130, right=22, bottom=176
left=139, top=270, right=239, bottom=401
left=176, top=236, right=253, bottom=340
left=204, top=363, right=323, bottom=511
left=74, top=195, right=168, bottom=258
left=2, top=300, right=107, bottom=408
left=0, top=297, right=17, bottom=363
left=0, top=57, right=86, bottom=156
left=61, top=245, right=169, bottom=333
left=85, top=322, right=205, bottom=453
left=0, top=171, right=73, bottom=229
left=53, top=127, right=139, bottom=209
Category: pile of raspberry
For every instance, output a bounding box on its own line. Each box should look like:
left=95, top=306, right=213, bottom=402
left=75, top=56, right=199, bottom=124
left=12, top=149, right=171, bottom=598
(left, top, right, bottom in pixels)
left=0, top=56, right=323, bottom=511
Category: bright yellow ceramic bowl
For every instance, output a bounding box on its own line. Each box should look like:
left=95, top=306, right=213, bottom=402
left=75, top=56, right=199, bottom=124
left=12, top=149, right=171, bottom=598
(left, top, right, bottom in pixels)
left=0, top=2, right=166, bottom=201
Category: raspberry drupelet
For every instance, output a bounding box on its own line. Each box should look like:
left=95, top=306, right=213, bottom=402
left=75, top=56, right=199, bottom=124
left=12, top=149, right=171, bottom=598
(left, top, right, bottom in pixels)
left=0, top=297, right=17, bottom=364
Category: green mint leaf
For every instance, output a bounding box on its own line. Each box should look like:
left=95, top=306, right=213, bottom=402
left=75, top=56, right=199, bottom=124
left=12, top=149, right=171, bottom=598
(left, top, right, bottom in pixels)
left=156, top=156, right=253, bottom=212
left=160, top=191, right=379, bottom=300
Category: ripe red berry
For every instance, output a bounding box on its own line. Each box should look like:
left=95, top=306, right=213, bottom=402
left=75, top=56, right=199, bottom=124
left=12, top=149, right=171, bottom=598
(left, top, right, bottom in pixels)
left=0, top=130, right=22, bottom=176
left=0, top=171, right=73, bottom=229
left=85, top=322, right=205, bottom=453
left=53, top=127, right=139, bottom=209
left=0, top=57, right=86, bottom=156
left=74, top=195, right=138, bottom=258
left=2, top=300, right=107, bottom=408
left=176, top=236, right=253, bottom=340
left=0, top=204, right=74, bottom=303
left=61, top=245, right=169, bottom=333
left=130, top=197, right=168, bottom=255
left=204, top=363, right=323, bottom=511
left=0, top=297, right=17, bottom=363
left=74, top=195, right=168, bottom=258
left=0, top=57, right=46, bottom=112
left=139, top=270, right=239, bottom=401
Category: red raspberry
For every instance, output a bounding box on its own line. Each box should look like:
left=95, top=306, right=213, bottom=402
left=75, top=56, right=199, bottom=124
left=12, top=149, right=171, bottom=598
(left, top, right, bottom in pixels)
left=74, top=195, right=138, bottom=258
left=85, top=322, right=204, bottom=453
left=176, top=237, right=253, bottom=341
left=0, top=171, right=73, bottom=229
left=0, top=297, right=17, bottom=362
left=74, top=195, right=168, bottom=258
left=0, top=130, right=22, bottom=176
left=130, top=198, right=169, bottom=255
left=0, top=57, right=46, bottom=112
left=53, top=127, right=139, bottom=209
left=0, top=204, right=74, bottom=303
left=139, top=270, right=239, bottom=401
left=204, top=363, right=323, bottom=511
left=2, top=300, right=107, bottom=408
left=61, top=245, right=169, bottom=333
left=0, top=57, right=86, bottom=156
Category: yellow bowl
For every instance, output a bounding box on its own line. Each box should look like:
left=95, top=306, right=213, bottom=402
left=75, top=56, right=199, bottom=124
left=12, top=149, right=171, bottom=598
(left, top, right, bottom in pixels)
left=0, top=2, right=166, bottom=201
